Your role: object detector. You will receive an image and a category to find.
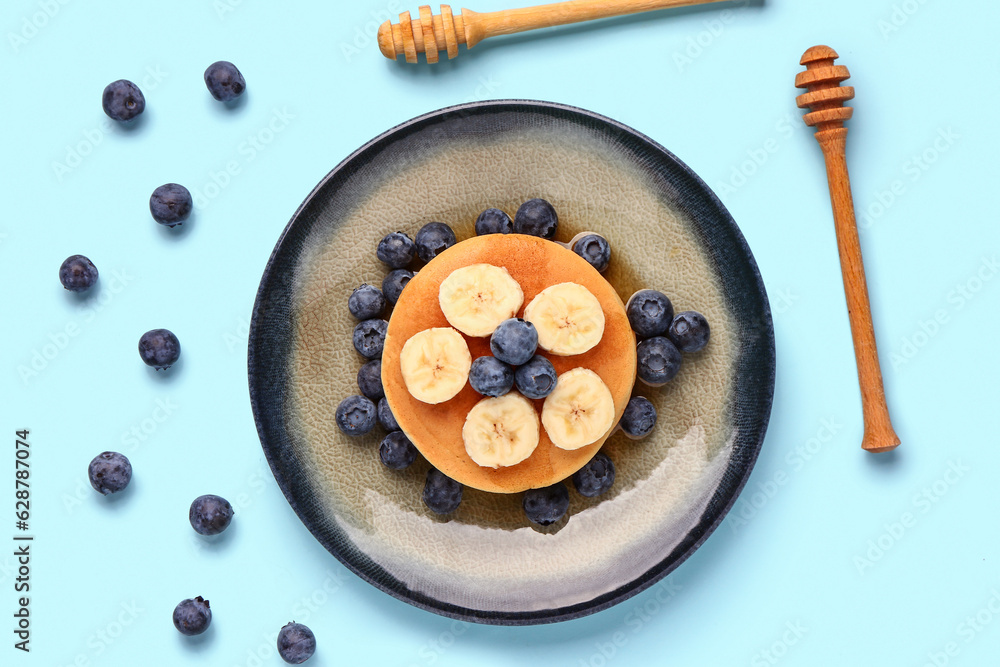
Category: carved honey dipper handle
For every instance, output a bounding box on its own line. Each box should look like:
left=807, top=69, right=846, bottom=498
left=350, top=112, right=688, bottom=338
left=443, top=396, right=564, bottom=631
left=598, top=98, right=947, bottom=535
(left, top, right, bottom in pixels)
left=378, top=0, right=728, bottom=63
left=796, top=45, right=900, bottom=454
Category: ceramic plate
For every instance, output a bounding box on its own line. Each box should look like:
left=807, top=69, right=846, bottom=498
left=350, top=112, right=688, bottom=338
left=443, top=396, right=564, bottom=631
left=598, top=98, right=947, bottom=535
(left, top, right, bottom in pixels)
left=248, top=100, right=775, bottom=625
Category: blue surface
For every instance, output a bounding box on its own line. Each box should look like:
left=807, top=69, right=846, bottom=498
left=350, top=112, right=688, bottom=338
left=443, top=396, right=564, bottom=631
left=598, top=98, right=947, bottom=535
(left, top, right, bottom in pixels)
left=2, top=0, right=998, bottom=665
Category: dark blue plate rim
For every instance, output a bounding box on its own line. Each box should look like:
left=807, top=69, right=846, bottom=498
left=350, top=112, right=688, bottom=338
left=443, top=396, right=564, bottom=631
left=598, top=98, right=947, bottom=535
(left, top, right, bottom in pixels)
left=248, top=99, right=775, bottom=626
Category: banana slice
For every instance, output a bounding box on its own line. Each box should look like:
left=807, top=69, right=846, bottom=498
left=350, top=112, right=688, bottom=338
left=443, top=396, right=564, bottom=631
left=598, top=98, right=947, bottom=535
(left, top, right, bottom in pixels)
left=523, top=282, right=605, bottom=356
left=541, top=368, right=615, bottom=451
left=399, top=327, right=472, bottom=404
left=438, top=264, right=524, bottom=337
left=462, top=392, right=540, bottom=468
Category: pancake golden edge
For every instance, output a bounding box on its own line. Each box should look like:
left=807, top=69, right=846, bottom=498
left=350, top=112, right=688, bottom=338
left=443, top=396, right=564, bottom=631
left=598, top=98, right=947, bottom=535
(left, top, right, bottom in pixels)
left=382, top=234, right=636, bottom=494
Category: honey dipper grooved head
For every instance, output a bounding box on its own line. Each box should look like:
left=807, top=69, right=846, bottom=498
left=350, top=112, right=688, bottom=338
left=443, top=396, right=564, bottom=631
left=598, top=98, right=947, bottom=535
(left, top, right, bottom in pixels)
left=795, top=45, right=854, bottom=130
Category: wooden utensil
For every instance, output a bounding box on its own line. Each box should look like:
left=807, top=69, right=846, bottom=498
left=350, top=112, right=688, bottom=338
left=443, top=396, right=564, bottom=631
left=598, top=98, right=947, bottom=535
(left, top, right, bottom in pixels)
left=795, top=45, right=900, bottom=454
left=377, top=0, right=728, bottom=62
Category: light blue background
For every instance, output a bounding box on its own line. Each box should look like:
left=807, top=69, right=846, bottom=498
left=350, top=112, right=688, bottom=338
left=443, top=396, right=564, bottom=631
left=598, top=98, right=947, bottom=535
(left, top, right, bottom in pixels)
left=2, top=0, right=997, bottom=665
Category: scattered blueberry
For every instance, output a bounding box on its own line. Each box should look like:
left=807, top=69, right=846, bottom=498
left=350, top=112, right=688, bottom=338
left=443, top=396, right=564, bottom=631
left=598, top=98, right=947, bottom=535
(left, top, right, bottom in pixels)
left=88, top=451, right=132, bottom=495
left=377, top=398, right=399, bottom=432
left=149, top=183, right=193, bottom=227
left=173, top=597, right=212, bottom=636
left=376, top=232, right=415, bottom=269
left=514, top=355, right=557, bottom=400
left=626, top=290, right=674, bottom=338
left=413, top=222, right=456, bottom=263
left=668, top=311, right=711, bottom=353
left=572, top=234, right=611, bottom=273
left=469, top=356, right=515, bottom=397
left=348, top=284, right=386, bottom=320
left=380, top=431, right=418, bottom=470
left=422, top=468, right=462, bottom=514
left=102, top=79, right=145, bottom=121
left=513, top=198, right=558, bottom=239
left=336, top=395, right=377, bottom=436
left=490, top=318, right=538, bottom=366
left=523, top=482, right=570, bottom=525
left=636, top=336, right=682, bottom=386
left=59, top=255, right=99, bottom=293
left=475, top=208, right=513, bottom=235
left=620, top=396, right=657, bottom=439
left=277, top=622, right=316, bottom=664
left=352, top=319, right=388, bottom=359
left=204, top=61, right=246, bottom=102
left=356, top=360, right=384, bottom=401
left=138, top=329, right=181, bottom=370
left=382, top=269, right=414, bottom=306
left=189, top=494, right=234, bottom=536
left=572, top=453, right=616, bottom=498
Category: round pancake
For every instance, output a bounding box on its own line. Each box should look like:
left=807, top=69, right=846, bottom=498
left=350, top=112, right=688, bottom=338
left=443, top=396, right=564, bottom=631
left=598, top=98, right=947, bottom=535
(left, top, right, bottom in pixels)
left=382, top=234, right=636, bottom=494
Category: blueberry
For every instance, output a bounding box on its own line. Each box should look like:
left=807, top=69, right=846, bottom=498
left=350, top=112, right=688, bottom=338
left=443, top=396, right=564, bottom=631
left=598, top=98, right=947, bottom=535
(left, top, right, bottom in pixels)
left=336, top=395, right=377, bottom=436
left=138, top=329, right=181, bottom=370
left=59, top=255, right=99, bottom=293
left=572, top=453, right=616, bottom=498
left=514, top=355, right=557, bottom=400
left=513, top=198, right=558, bottom=239
left=149, top=183, right=193, bottom=227
left=102, top=79, right=145, bottom=121
left=668, top=311, right=711, bottom=353
left=277, top=622, right=316, bottom=664
left=356, top=360, right=383, bottom=400
left=620, top=396, right=657, bottom=439
left=522, top=482, right=569, bottom=525
left=414, top=222, right=456, bottom=263
left=380, top=431, right=418, bottom=470
left=88, top=451, right=132, bottom=495
left=377, top=398, right=399, bottom=432
left=572, top=234, right=611, bottom=273
left=475, top=208, right=513, bottom=235
left=352, top=319, right=388, bottom=359
left=173, top=596, right=211, bottom=636
left=422, top=468, right=462, bottom=514
left=490, top=318, right=538, bottom=366
left=636, top=336, right=682, bottom=386
left=382, top=269, right=414, bottom=306
left=626, top=290, right=674, bottom=338
left=469, top=356, right=514, bottom=397
left=204, top=61, right=246, bottom=102
left=348, top=284, right=386, bottom=320
left=189, top=494, right=234, bottom=536
left=376, top=232, right=415, bottom=269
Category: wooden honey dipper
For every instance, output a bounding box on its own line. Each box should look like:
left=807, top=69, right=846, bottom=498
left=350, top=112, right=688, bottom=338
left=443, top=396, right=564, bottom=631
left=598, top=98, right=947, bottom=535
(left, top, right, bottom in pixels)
left=377, top=0, right=727, bottom=63
left=795, top=46, right=900, bottom=454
